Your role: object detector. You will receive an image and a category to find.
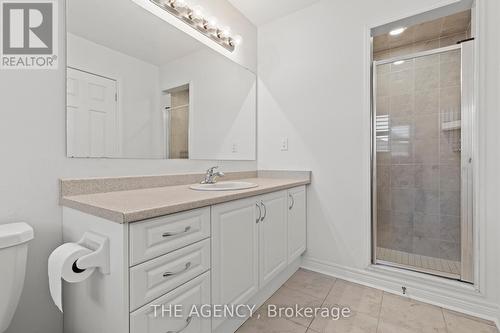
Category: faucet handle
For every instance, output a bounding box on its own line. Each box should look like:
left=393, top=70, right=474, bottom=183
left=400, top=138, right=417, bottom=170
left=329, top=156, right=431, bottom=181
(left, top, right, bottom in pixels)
left=207, top=166, right=218, bottom=174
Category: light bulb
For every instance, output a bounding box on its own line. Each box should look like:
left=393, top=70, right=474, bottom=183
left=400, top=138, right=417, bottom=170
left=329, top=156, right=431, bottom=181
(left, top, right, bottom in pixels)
left=189, top=5, right=204, bottom=20
left=219, top=26, right=231, bottom=39
left=205, top=16, right=217, bottom=30
left=389, top=27, right=406, bottom=36
left=231, top=35, right=243, bottom=46
left=173, top=0, right=187, bottom=9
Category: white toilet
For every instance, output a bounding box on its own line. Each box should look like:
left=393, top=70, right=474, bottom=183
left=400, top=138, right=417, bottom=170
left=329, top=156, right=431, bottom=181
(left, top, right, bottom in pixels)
left=0, top=223, right=34, bottom=333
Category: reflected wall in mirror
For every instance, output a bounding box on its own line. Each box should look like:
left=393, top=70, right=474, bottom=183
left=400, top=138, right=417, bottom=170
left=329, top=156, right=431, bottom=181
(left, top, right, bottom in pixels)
left=66, top=0, right=256, bottom=160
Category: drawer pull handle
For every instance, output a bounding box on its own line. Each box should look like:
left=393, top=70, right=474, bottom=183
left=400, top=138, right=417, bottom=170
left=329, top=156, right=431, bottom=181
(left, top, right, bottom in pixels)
left=163, top=262, right=192, bottom=278
left=166, top=316, right=193, bottom=333
left=162, top=226, right=191, bottom=238
left=289, top=194, right=295, bottom=210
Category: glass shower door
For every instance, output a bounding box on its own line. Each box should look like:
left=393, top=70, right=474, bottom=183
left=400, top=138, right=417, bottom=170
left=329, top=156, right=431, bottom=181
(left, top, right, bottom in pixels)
left=372, top=42, right=474, bottom=282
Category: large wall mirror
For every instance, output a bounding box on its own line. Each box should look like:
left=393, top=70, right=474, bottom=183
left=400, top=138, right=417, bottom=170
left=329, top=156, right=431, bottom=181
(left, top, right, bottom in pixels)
left=66, top=0, right=256, bottom=160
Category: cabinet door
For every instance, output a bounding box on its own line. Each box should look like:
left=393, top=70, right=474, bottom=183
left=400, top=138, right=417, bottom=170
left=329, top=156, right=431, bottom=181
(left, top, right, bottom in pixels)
left=211, top=197, right=259, bottom=329
left=259, top=190, right=288, bottom=286
left=287, top=186, right=307, bottom=263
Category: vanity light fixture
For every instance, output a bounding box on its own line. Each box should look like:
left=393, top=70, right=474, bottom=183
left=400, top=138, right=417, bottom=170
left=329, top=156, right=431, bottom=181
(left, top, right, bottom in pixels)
left=389, top=27, right=407, bottom=36
left=393, top=60, right=405, bottom=65
left=152, top=0, right=240, bottom=52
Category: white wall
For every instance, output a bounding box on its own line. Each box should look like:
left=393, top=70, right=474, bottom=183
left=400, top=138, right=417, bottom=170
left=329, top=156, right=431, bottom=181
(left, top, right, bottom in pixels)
left=160, top=48, right=256, bottom=160
left=258, top=0, right=500, bottom=322
left=68, top=33, right=163, bottom=158
left=0, top=0, right=256, bottom=332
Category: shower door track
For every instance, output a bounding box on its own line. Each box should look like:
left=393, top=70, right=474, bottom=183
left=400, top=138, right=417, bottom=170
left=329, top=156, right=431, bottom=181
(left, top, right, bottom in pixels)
left=371, top=42, right=475, bottom=283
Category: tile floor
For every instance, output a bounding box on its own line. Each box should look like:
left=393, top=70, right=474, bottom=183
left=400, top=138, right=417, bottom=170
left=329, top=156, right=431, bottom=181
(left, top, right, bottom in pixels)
left=236, top=269, right=498, bottom=333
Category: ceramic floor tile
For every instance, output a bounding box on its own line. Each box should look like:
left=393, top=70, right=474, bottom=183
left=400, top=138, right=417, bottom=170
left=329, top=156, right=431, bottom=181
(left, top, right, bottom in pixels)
left=236, top=314, right=307, bottom=333
left=309, top=310, right=379, bottom=333
left=443, top=309, right=498, bottom=333
left=238, top=271, right=497, bottom=333
left=378, top=293, right=446, bottom=333
left=323, top=280, right=383, bottom=318
left=284, top=269, right=336, bottom=300
left=259, top=286, right=323, bottom=328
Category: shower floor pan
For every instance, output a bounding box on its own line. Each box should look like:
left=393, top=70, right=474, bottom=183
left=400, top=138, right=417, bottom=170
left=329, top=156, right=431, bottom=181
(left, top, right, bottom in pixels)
left=376, top=247, right=460, bottom=279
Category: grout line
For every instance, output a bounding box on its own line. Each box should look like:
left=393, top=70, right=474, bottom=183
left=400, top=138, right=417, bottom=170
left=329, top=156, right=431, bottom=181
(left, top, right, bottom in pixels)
left=304, top=277, right=338, bottom=332
left=375, top=292, right=385, bottom=333
left=267, top=271, right=338, bottom=332
left=441, top=307, right=450, bottom=333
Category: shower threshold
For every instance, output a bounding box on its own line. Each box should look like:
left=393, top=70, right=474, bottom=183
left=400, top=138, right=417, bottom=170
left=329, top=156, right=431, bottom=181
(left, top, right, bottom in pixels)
left=376, top=247, right=460, bottom=280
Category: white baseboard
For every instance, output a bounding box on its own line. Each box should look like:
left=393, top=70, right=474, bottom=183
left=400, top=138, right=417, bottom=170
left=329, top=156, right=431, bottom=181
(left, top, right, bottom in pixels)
left=301, top=256, right=500, bottom=329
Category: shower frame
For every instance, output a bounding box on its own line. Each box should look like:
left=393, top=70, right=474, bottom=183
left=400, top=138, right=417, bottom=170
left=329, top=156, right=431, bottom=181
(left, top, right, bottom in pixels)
left=370, top=42, right=475, bottom=282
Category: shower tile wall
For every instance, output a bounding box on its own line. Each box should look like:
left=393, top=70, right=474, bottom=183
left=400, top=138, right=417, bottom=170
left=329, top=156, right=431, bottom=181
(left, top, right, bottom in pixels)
left=375, top=49, right=461, bottom=262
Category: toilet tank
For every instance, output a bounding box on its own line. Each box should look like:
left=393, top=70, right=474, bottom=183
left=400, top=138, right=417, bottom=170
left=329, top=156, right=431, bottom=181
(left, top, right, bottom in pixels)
left=0, top=223, right=34, bottom=333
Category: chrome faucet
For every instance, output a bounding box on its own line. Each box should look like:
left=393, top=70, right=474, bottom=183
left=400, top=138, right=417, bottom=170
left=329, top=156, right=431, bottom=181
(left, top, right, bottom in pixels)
left=201, top=166, right=225, bottom=184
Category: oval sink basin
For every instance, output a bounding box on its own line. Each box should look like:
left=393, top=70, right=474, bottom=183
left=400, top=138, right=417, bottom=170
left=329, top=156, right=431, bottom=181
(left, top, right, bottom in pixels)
left=190, top=181, right=258, bottom=191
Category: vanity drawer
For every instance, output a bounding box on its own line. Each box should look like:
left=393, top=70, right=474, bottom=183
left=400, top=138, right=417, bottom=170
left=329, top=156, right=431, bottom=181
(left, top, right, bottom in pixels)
left=130, top=207, right=210, bottom=265
left=130, top=239, right=211, bottom=311
left=130, top=272, right=211, bottom=333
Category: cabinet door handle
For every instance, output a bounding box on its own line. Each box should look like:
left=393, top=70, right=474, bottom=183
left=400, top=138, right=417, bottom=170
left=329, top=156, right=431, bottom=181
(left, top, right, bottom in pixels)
left=260, top=202, right=267, bottom=222
left=162, top=226, right=191, bottom=238
left=163, top=262, right=192, bottom=278
left=289, top=194, right=295, bottom=210
left=166, top=315, right=193, bottom=333
left=256, top=203, right=262, bottom=223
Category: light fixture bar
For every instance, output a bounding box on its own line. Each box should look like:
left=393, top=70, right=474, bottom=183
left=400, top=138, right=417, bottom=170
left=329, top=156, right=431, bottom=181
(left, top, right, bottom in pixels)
left=149, top=0, right=240, bottom=52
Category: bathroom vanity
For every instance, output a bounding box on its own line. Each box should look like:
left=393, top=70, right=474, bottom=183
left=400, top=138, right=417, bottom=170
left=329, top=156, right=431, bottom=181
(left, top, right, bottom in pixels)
left=60, top=171, right=309, bottom=333
left=62, top=1, right=308, bottom=331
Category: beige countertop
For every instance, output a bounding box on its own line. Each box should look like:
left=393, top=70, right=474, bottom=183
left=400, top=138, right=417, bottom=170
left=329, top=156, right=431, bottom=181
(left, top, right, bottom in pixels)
left=61, top=177, right=310, bottom=223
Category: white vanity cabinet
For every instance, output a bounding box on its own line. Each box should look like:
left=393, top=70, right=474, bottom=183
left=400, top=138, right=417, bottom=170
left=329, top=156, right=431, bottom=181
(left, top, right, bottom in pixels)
left=62, top=184, right=307, bottom=333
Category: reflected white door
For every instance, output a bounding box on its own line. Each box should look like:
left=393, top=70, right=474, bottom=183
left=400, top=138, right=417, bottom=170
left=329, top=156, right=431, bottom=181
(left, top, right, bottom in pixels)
left=67, top=67, right=118, bottom=157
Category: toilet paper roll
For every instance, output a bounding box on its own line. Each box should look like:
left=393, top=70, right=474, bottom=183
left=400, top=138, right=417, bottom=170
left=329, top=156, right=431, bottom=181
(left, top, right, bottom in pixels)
left=48, top=243, right=96, bottom=312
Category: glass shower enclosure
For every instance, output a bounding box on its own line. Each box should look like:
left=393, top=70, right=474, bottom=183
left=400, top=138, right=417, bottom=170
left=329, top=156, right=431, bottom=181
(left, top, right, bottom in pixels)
left=371, top=41, right=474, bottom=282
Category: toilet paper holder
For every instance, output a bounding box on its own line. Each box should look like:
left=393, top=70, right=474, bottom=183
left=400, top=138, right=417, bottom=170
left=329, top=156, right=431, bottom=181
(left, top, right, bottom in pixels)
left=74, top=232, right=110, bottom=275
